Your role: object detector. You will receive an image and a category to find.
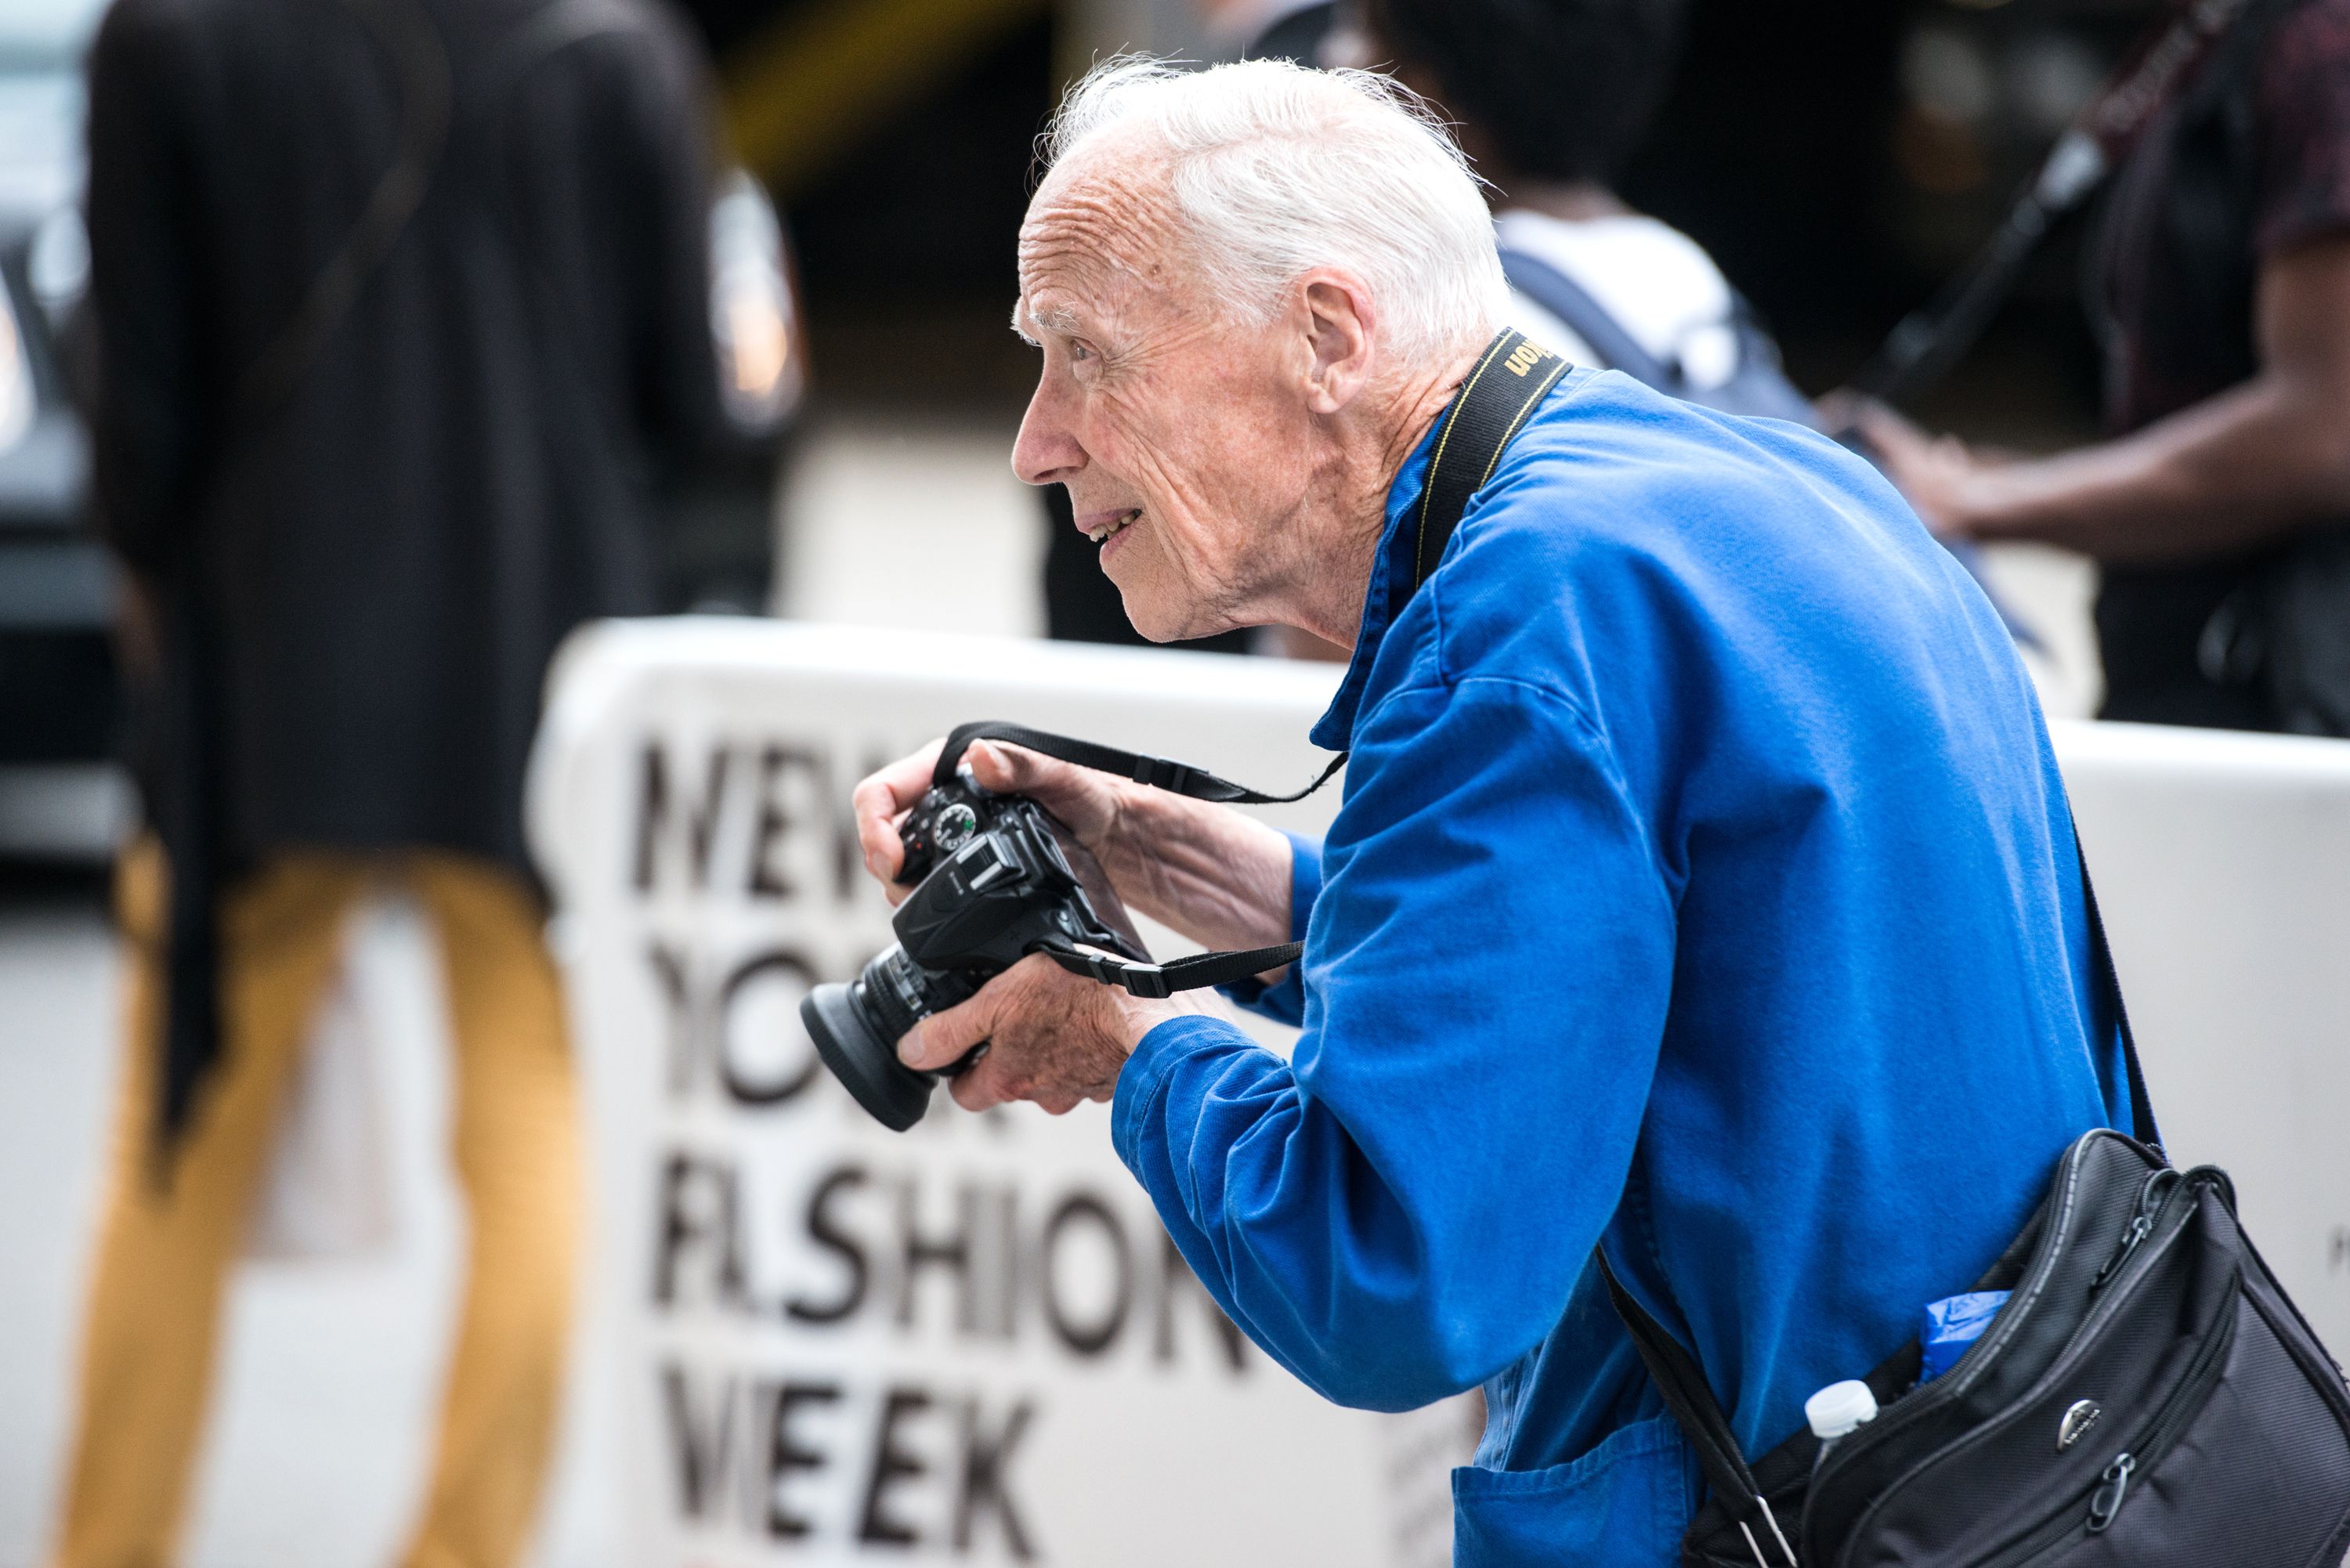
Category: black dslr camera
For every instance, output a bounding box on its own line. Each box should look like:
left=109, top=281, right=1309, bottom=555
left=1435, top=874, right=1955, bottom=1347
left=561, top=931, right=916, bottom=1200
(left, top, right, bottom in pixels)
left=800, top=774, right=1151, bottom=1130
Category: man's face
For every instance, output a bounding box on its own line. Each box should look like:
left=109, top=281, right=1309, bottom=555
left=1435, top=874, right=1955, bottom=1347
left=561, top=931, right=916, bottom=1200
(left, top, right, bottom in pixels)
left=1011, top=149, right=1320, bottom=641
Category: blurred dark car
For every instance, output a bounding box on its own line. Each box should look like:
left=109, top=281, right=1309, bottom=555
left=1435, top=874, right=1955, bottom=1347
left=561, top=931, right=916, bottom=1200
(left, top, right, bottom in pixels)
left=0, top=0, right=125, bottom=862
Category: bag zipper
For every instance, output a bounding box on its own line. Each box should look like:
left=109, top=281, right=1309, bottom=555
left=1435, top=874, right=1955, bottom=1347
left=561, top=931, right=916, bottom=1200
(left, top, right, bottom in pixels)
left=1973, top=1250, right=2238, bottom=1567
left=2091, top=1169, right=2181, bottom=1292
left=2084, top=1454, right=2135, bottom=1533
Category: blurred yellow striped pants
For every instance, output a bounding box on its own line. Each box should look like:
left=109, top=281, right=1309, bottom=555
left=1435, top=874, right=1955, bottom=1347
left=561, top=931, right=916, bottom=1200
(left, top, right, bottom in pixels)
left=50, top=839, right=580, bottom=1568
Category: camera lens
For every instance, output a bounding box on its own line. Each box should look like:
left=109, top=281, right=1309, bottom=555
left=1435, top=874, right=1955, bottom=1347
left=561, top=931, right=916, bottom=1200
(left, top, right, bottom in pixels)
left=801, top=946, right=953, bottom=1131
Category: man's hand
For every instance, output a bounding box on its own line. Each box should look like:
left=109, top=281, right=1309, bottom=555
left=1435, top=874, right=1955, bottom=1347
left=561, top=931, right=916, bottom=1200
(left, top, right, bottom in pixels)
left=898, top=951, right=1202, bottom=1114
left=851, top=735, right=1296, bottom=952
left=853, top=736, right=1136, bottom=905
left=1815, top=238, right=2350, bottom=563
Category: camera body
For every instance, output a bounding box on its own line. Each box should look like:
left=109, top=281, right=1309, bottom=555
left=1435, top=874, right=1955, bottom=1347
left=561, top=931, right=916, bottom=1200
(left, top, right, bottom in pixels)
left=800, top=776, right=1148, bottom=1129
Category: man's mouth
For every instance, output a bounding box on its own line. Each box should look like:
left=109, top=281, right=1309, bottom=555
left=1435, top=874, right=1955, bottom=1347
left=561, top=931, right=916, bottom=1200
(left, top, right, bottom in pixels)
left=1083, top=508, right=1141, bottom=546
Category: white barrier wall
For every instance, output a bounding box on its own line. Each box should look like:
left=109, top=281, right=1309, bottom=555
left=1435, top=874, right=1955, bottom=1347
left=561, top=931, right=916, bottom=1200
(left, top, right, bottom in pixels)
left=2059, top=721, right=2350, bottom=1348
left=527, top=618, right=2350, bottom=1568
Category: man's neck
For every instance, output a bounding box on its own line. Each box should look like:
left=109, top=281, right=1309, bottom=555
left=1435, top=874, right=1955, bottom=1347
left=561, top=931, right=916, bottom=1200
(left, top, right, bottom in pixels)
left=1281, top=344, right=1486, bottom=649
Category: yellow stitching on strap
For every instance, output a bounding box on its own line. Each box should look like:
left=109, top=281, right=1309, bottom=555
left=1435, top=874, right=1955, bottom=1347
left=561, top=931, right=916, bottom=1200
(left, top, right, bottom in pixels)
left=1478, top=358, right=1570, bottom=488
left=1416, top=333, right=1517, bottom=584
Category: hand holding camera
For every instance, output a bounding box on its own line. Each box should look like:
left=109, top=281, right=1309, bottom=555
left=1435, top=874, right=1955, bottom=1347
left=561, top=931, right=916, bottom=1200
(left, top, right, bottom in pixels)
left=851, top=732, right=1300, bottom=956
left=812, top=725, right=1318, bottom=1128
left=851, top=736, right=1139, bottom=904
left=895, top=949, right=1194, bottom=1117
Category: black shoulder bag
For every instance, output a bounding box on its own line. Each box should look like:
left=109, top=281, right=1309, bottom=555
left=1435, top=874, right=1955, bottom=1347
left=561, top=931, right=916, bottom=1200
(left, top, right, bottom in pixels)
left=954, top=329, right=2350, bottom=1566
left=1607, top=860, right=2350, bottom=1567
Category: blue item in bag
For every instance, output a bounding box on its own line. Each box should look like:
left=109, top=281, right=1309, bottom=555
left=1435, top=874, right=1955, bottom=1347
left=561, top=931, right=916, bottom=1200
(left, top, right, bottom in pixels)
left=1919, top=1290, right=2012, bottom=1382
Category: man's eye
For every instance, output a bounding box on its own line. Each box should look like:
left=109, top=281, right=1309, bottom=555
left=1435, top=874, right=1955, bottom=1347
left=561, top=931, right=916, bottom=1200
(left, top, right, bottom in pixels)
left=1068, top=341, right=1095, bottom=364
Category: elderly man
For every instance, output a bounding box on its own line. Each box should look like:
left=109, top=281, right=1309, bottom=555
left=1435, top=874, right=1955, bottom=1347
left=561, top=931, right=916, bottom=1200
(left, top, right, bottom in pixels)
left=855, top=60, right=2129, bottom=1566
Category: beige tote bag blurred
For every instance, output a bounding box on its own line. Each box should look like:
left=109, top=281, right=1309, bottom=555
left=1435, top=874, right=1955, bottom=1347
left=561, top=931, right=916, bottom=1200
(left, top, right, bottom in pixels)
left=244, top=898, right=400, bottom=1261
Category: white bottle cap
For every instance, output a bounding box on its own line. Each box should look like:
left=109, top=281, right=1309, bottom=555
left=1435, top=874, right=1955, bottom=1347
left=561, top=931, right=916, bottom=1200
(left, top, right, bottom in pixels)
left=1806, top=1379, right=1879, bottom=1441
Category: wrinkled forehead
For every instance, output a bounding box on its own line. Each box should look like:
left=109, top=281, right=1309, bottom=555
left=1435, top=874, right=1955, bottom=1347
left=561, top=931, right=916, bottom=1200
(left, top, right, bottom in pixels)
left=1017, top=139, right=1196, bottom=331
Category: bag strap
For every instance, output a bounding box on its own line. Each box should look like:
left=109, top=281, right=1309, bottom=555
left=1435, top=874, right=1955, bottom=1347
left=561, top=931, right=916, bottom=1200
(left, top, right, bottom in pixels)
left=1495, top=249, right=1676, bottom=389
left=235, top=0, right=452, bottom=418
left=2071, top=821, right=2162, bottom=1154
left=1594, top=1249, right=1788, bottom=1560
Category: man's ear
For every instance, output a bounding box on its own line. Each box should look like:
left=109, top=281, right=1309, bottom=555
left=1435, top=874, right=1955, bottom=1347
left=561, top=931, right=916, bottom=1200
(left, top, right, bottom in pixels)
left=1299, top=272, right=1375, bottom=415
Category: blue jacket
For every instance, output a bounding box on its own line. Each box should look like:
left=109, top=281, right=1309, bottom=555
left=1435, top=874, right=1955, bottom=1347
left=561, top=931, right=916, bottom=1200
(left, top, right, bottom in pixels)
left=1109, top=370, right=2130, bottom=1565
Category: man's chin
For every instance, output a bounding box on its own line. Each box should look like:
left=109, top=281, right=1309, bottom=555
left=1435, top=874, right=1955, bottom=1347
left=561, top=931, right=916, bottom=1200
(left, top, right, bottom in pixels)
left=1109, top=573, right=1220, bottom=645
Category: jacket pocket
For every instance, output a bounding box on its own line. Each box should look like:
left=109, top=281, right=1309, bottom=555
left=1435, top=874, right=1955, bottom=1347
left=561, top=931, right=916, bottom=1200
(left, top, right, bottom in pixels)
left=1452, top=1415, right=1694, bottom=1568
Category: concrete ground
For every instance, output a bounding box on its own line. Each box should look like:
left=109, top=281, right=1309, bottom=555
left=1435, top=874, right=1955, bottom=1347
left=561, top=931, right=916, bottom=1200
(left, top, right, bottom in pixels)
left=0, top=415, right=2099, bottom=1568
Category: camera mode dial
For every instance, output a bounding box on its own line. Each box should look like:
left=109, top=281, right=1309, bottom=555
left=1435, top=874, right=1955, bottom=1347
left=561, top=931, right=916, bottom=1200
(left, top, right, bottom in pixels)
left=897, top=782, right=993, bottom=885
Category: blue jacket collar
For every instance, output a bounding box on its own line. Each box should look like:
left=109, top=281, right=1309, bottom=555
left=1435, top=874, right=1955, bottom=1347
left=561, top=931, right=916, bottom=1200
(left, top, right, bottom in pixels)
left=1309, top=420, right=1441, bottom=753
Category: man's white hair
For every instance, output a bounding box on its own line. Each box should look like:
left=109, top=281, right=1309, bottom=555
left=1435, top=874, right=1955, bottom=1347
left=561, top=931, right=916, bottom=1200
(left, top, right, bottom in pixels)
left=1041, top=56, right=1509, bottom=366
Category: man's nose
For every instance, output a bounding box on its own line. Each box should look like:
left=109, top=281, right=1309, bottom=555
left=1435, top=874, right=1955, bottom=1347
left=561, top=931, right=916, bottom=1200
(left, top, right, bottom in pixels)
left=1012, top=373, right=1085, bottom=487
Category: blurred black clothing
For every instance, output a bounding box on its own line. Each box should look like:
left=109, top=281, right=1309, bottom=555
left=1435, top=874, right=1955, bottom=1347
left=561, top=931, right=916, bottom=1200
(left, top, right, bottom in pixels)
left=1367, top=0, right=1687, bottom=183
left=1040, top=485, right=1253, bottom=653
left=2088, top=0, right=2350, bottom=732
left=85, top=0, right=758, bottom=874
left=1243, top=2, right=1335, bottom=64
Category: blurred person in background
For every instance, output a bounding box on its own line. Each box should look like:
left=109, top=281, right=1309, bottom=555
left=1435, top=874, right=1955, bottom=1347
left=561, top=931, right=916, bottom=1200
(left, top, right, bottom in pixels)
left=1366, top=0, right=1813, bottom=432
left=1844, top=0, right=2350, bottom=738
left=56, top=0, right=785, bottom=1562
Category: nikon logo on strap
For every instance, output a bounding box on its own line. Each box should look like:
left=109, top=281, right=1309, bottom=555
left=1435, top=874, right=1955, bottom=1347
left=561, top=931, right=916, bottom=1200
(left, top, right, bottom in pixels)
left=1410, top=329, right=1570, bottom=597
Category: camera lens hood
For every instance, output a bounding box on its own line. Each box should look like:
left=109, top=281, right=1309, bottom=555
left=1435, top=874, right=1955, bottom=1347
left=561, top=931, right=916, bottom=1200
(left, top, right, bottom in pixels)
left=801, top=981, right=936, bottom=1131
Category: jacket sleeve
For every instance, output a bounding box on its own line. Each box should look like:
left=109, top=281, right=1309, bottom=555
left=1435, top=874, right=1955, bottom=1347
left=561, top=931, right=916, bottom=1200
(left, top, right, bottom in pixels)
left=1217, top=829, right=1322, bottom=1028
left=1112, top=675, right=1677, bottom=1411
left=82, top=0, right=204, bottom=580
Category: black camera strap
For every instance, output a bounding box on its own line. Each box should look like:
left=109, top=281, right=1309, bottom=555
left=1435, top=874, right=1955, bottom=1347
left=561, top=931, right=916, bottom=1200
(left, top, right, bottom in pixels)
left=1034, top=937, right=1314, bottom=999
left=935, top=720, right=1347, bottom=804
left=934, top=720, right=1341, bottom=997
left=1409, top=329, right=1573, bottom=596
left=934, top=331, right=1570, bottom=999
